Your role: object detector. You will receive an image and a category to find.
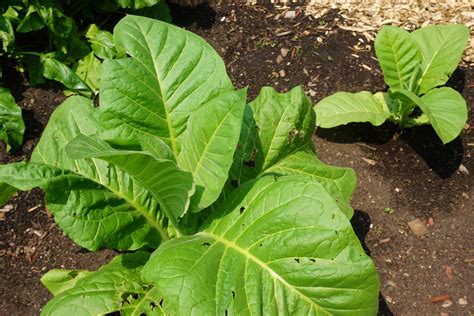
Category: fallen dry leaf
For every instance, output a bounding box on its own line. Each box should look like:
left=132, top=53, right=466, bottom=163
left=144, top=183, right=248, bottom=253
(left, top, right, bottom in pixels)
left=444, top=265, right=453, bottom=280
left=408, top=218, right=429, bottom=236
left=431, top=295, right=450, bottom=303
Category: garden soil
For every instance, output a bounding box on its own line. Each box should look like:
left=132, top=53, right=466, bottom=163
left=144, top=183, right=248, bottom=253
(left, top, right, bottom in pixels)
left=1, top=3, right=473, bottom=315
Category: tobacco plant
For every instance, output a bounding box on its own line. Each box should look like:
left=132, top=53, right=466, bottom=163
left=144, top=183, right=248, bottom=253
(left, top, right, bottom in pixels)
left=315, top=24, right=469, bottom=144
left=0, top=16, right=379, bottom=315
left=0, top=87, right=24, bottom=151
left=0, top=0, right=170, bottom=95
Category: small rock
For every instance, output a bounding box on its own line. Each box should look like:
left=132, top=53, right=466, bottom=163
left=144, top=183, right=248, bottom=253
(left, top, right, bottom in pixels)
left=395, top=188, right=400, bottom=193
left=458, top=164, right=469, bottom=175
left=462, top=192, right=469, bottom=199
left=279, top=70, right=286, bottom=77
left=307, top=89, right=316, bottom=97
left=0, top=204, right=14, bottom=212
left=276, top=55, right=284, bottom=64
left=442, top=300, right=453, bottom=308
left=281, top=48, right=289, bottom=57
left=458, top=297, right=468, bottom=306
left=427, top=217, right=434, bottom=226
left=284, top=10, right=296, bottom=19
left=385, top=296, right=395, bottom=304
left=316, top=36, right=323, bottom=43
left=220, top=16, right=226, bottom=22
left=408, top=218, right=429, bottom=236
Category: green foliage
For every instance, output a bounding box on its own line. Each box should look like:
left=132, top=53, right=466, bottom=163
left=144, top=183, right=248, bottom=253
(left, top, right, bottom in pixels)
left=0, top=87, right=24, bottom=151
left=0, top=16, right=379, bottom=314
left=315, top=24, right=469, bottom=144
left=0, top=0, right=170, bottom=95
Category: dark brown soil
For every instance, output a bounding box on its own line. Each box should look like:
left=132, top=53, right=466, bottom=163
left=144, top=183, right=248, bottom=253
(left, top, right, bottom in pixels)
left=1, top=3, right=473, bottom=315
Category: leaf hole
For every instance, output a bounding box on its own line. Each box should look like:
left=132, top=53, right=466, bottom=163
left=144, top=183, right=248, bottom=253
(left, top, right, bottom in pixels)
left=225, top=310, right=228, bottom=316
left=231, top=179, right=239, bottom=188
left=294, top=258, right=300, bottom=263
left=259, top=243, right=263, bottom=247
left=240, top=206, right=246, bottom=214
left=335, top=230, right=338, bottom=235
left=310, top=258, right=316, bottom=263
left=232, top=291, right=236, bottom=299
left=202, top=242, right=211, bottom=247
left=159, top=299, right=164, bottom=307
left=331, top=214, right=335, bottom=220
left=243, top=159, right=256, bottom=168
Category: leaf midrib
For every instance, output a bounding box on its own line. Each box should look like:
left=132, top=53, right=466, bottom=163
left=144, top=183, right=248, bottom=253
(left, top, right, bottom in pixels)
left=199, top=231, right=328, bottom=314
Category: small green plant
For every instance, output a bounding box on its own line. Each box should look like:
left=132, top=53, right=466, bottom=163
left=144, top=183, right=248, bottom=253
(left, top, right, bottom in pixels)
left=315, top=24, right=469, bottom=144
left=0, top=16, right=379, bottom=314
left=0, top=0, right=170, bottom=95
left=0, top=87, right=24, bottom=151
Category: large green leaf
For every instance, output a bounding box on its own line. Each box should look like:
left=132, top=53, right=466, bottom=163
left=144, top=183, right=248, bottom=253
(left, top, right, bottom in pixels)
left=391, top=87, right=467, bottom=144
left=41, top=55, right=92, bottom=94
left=41, top=252, right=164, bottom=316
left=315, top=91, right=391, bottom=128
left=374, top=25, right=422, bottom=89
left=66, top=135, right=194, bottom=227
left=177, top=89, right=246, bottom=211
left=250, top=86, right=315, bottom=171
left=16, top=5, right=44, bottom=33
left=0, top=87, right=25, bottom=151
left=411, top=25, right=469, bottom=94
left=0, top=15, right=14, bottom=52
left=99, top=15, right=234, bottom=154
left=74, top=52, right=101, bottom=93
left=143, top=176, right=379, bottom=315
left=265, top=146, right=356, bottom=218
left=0, top=96, right=175, bottom=250
left=85, top=24, right=118, bottom=60
left=115, top=0, right=161, bottom=9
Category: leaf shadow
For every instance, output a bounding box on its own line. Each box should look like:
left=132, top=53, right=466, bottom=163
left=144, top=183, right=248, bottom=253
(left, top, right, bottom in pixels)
left=351, top=210, right=394, bottom=316
left=169, top=1, right=216, bottom=30
left=400, top=126, right=464, bottom=179
left=315, top=122, right=398, bottom=145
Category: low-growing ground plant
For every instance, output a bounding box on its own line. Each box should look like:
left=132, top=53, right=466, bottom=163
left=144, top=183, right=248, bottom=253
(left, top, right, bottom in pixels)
left=0, top=0, right=171, bottom=95
left=0, top=16, right=379, bottom=315
left=0, top=87, right=24, bottom=151
left=315, top=24, right=469, bottom=144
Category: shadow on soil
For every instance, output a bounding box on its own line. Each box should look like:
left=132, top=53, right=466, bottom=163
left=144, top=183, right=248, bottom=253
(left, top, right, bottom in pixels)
left=317, top=121, right=465, bottom=179
left=170, top=2, right=216, bottom=29
left=351, top=210, right=394, bottom=316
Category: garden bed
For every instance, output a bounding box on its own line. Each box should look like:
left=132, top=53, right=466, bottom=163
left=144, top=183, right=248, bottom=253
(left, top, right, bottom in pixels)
left=0, top=3, right=472, bottom=315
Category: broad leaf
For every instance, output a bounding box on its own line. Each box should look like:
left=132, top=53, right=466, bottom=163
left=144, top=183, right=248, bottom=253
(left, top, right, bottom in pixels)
left=143, top=176, right=379, bottom=315
left=374, top=25, right=422, bottom=89
left=16, top=5, right=44, bottom=33
left=315, top=91, right=391, bottom=128
left=0, top=15, right=14, bottom=52
left=391, top=88, right=467, bottom=144
left=115, top=0, right=161, bottom=9
left=177, top=89, right=246, bottom=211
left=66, top=135, right=194, bottom=227
left=133, top=1, right=172, bottom=23
left=249, top=86, right=315, bottom=171
left=0, top=87, right=25, bottom=151
left=85, top=24, right=118, bottom=59
left=41, top=269, right=93, bottom=296
left=41, top=252, right=165, bottom=316
left=0, top=96, right=174, bottom=250
left=41, top=55, right=92, bottom=94
left=411, top=25, right=469, bottom=94
left=265, top=146, right=356, bottom=218
left=74, top=52, right=101, bottom=93
left=0, top=183, right=17, bottom=205
left=99, top=15, right=234, bottom=153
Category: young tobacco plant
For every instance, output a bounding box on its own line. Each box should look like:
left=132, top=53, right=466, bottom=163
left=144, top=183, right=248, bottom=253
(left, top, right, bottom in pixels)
left=0, top=87, right=24, bottom=151
left=0, top=0, right=171, bottom=95
left=315, top=24, right=469, bottom=144
left=0, top=16, right=379, bottom=315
